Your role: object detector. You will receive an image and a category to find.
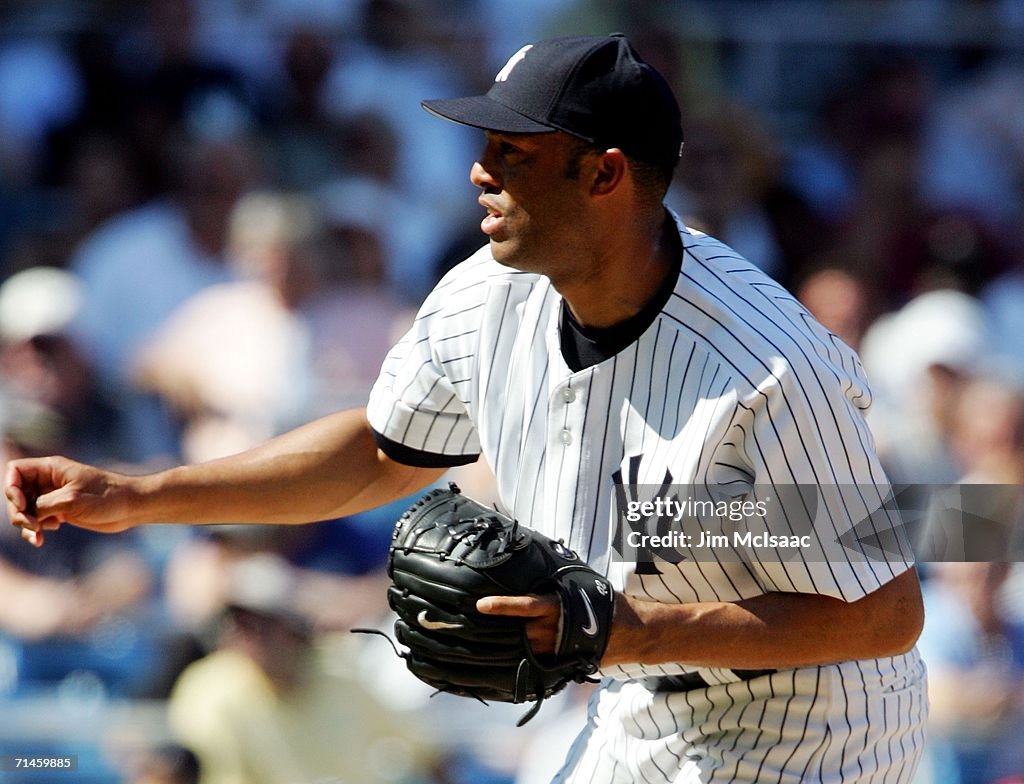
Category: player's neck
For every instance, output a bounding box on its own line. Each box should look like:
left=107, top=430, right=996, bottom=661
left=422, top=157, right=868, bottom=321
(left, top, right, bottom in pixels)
left=560, top=209, right=679, bottom=330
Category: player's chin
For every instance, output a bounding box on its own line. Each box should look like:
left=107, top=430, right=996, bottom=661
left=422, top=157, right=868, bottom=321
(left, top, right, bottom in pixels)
left=489, top=240, right=538, bottom=273
left=486, top=231, right=509, bottom=252
left=488, top=240, right=519, bottom=268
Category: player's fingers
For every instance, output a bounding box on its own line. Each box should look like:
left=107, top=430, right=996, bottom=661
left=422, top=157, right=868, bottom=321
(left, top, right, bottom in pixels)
left=4, top=461, right=25, bottom=493
left=4, top=459, right=56, bottom=500
left=5, top=466, right=32, bottom=525
left=32, top=484, right=84, bottom=523
left=8, top=507, right=39, bottom=532
left=6, top=497, right=35, bottom=535
left=5, top=482, right=27, bottom=513
left=14, top=512, right=64, bottom=547
left=477, top=594, right=558, bottom=618
left=477, top=596, right=561, bottom=653
left=5, top=460, right=63, bottom=529
left=21, top=527, right=43, bottom=548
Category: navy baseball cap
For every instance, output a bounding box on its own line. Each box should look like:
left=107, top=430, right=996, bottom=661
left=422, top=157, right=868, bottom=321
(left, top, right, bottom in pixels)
left=422, top=34, right=684, bottom=167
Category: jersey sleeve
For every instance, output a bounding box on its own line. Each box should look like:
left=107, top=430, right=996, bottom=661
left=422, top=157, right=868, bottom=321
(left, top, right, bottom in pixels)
left=365, top=265, right=485, bottom=468
left=730, top=355, right=915, bottom=602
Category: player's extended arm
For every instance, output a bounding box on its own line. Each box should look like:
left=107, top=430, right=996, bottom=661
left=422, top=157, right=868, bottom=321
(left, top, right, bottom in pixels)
left=481, top=566, right=924, bottom=669
left=5, top=408, right=446, bottom=547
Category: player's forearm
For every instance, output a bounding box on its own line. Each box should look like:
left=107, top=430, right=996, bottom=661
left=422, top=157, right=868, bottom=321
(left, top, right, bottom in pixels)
left=603, top=567, right=923, bottom=669
left=132, top=408, right=441, bottom=525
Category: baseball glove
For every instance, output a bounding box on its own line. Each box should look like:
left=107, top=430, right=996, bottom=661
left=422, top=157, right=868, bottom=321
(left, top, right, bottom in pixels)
left=363, top=483, right=615, bottom=725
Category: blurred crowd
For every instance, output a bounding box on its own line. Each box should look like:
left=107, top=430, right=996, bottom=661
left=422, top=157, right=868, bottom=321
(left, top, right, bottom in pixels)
left=2, top=1, right=1024, bottom=782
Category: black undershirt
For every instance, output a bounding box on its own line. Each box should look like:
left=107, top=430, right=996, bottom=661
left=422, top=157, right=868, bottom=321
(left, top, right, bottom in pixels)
left=559, top=242, right=683, bottom=372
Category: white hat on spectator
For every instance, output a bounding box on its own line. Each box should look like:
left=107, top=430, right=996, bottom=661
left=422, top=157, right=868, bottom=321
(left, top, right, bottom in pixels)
left=0, top=266, right=84, bottom=343
left=861, top=288, right=991, bottom=402
left=224, top=553, right=310, bottom=634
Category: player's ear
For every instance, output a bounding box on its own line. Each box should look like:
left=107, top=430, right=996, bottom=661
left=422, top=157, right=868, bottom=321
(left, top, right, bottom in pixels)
left=589, top=148, right=627, bottom=197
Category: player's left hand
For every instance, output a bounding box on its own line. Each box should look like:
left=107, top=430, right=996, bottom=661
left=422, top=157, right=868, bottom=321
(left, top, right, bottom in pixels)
left=378, top=485, right=615, bottom=723
left=477, top=593, right=561, bottom=654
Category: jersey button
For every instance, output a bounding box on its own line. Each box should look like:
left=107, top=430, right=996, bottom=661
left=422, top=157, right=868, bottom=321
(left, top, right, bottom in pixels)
left=559, top=428, right=573, bottom=445
left=561, top=387, right=576, bottom=403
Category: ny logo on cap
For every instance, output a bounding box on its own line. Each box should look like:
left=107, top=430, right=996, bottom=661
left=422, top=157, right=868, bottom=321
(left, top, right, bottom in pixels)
left=494, top=44, right=532, bottom=82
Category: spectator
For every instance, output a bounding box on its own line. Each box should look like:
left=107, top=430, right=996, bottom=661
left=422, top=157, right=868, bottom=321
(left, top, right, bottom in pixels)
left=859, top=289, right=992, bottom=483
left=0, top=267, right=126, bottom=465
left=912, top=377, right=1024, bottom=567
left=132, top=191, right=323, bottom=462
left=68, top=133, right=259, bottom=460
left=795, top=265, right=874, bottom=352
left=0, top=270, right=155, bottom=688
left=133, top=189, right=410, bottom=463
left=167, top=554, right=435, bottom=784
left=71, top=133, right=258, bottom=385
left=916, top=373, right=1024, bottom=781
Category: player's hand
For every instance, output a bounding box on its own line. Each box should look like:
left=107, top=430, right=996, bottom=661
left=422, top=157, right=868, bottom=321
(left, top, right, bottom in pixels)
left=4, top=457, right=137, bottom=547
left=477, top=593, right=561, bottom=655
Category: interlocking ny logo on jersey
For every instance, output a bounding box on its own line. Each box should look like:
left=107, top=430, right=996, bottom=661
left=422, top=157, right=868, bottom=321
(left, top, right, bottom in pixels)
left=612, top=454, right=679, bottom=575
left=417, top=610, right=463, bottom=631
left=495, top=44, right=532, bottom=82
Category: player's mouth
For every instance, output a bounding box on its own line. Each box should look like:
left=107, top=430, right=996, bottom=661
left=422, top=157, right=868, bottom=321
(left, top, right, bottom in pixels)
left=479, top=198, right=505, bottom=236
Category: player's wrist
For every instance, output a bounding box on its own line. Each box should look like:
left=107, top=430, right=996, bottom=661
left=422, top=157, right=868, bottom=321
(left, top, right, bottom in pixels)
left=128, top=469, right=185, bottom=526
left=601, top=593, right=705, bottom=668
left=601, top=592, right=652, bottom=667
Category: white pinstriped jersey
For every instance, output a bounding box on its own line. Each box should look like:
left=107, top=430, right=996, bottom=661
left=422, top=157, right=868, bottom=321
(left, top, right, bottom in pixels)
left=367, top=216, right=927, bottom=783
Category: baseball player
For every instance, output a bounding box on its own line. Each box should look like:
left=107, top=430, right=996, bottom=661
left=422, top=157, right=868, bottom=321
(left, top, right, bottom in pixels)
left=6, top=35, right=925, bottom=783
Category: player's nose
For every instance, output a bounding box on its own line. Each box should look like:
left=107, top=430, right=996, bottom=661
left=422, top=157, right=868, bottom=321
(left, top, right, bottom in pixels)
left=470, top=160, right=500, bottom=191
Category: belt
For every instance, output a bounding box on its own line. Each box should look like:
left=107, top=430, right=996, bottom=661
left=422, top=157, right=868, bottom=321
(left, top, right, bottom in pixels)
left=649, top=668, right=776, bottom=693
